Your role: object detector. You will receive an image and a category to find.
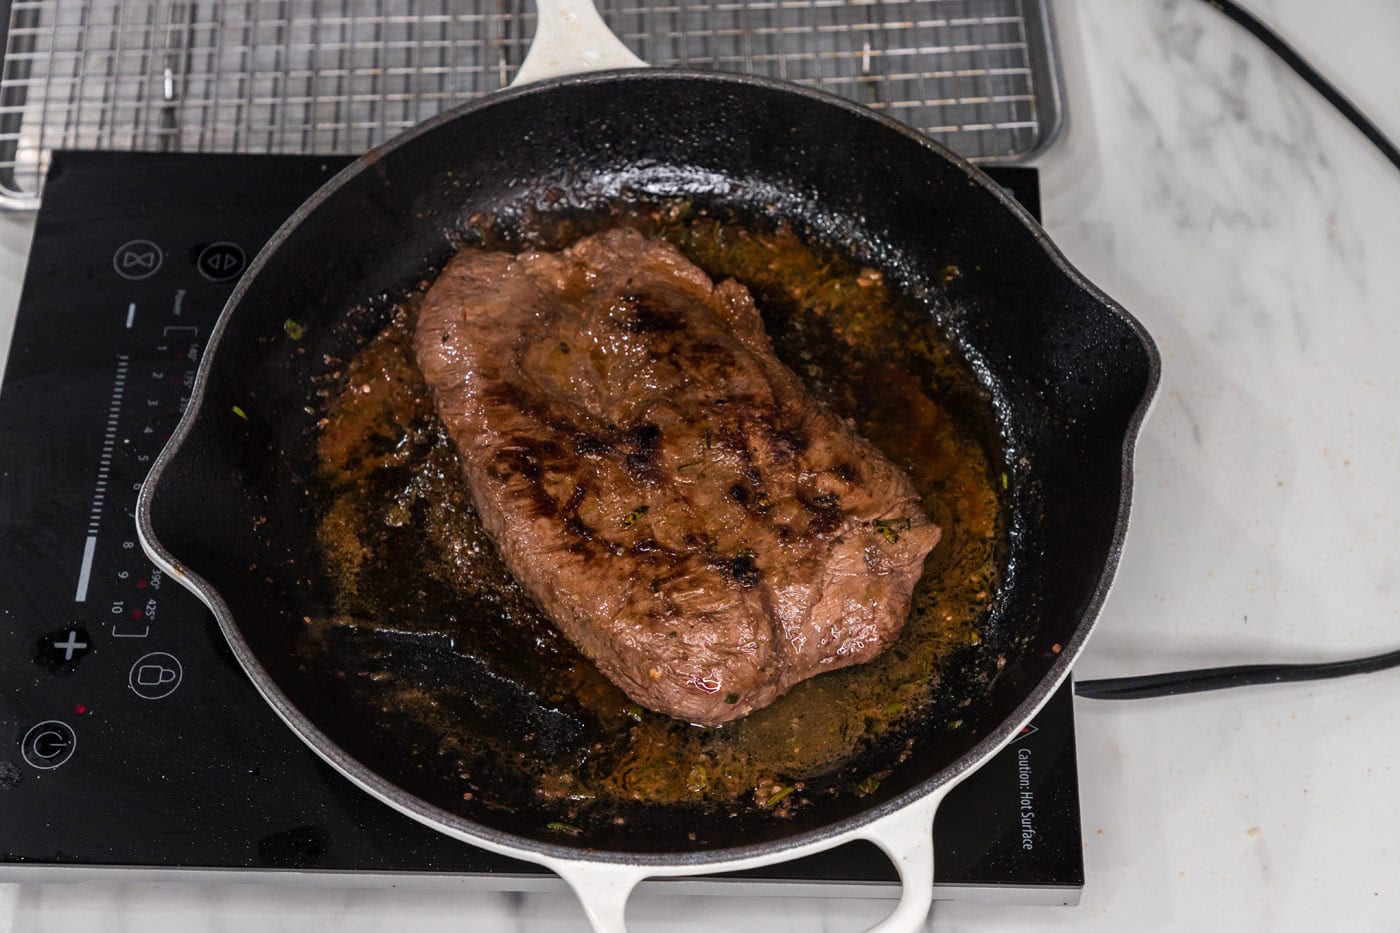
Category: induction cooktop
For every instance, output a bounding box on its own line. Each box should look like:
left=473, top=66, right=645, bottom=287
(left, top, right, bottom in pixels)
left=0, top=151, right=1083, bottom=904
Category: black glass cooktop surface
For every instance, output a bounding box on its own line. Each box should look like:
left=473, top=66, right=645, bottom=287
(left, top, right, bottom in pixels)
left=0, top=151, right=1082, bottom=902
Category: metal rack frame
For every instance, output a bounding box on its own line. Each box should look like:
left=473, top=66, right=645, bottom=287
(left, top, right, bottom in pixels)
left=0, top=0, right=1061, bottom=209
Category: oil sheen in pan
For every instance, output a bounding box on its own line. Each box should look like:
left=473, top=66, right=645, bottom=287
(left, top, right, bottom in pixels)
left=308, top=206, right=1005, bottom=834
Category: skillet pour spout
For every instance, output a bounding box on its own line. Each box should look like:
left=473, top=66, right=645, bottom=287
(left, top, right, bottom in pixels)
left=137, top=72, right=1158, bottom=932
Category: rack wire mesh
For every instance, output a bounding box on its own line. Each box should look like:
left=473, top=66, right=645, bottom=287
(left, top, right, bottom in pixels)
left=0, top=0, right=1060, bottom=208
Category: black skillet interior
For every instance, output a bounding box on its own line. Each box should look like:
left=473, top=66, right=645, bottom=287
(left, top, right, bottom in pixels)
left=144, top=72, right=1158, bottom=857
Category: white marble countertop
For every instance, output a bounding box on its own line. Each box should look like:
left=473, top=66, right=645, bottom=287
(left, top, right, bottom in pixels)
left=4, top=0, right=1400, bottom=929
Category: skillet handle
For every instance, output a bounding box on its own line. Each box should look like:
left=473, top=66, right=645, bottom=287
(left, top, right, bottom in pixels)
left=545, top=785, right=948, bottom=932
left=551, top=861, right=645, bottom=933
left=858, top=787, right=949, bottom=933
left=511, top=0, right=646, bottom=88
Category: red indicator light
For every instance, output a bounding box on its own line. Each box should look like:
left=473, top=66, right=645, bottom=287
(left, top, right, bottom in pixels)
left=74, top=704, right=87, bottom=715
left=136, top=579, right=148, bottom=589
left=131, top=609, right=144, bottom=619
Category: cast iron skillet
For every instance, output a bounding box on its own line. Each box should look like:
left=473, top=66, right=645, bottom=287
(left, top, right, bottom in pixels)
left=136, top=6, right=1159, bottom=930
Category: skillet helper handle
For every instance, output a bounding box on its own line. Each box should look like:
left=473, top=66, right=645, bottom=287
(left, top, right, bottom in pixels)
left=859, top=788, right=949, bottom=933
left=548, top=786, right=948, bottom=932
left=510, top=0, right=646, bottom=87
left=551, top=862, right=644, bottom=933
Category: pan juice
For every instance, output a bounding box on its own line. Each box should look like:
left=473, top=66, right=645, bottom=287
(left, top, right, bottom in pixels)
left=310, top=209, right=1005, bottom=829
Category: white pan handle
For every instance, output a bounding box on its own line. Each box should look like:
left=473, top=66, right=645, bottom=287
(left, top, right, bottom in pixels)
left=545, top=784, right=947, bottom=932
left=511, top=0, right=646, bottom=87
left=858, top=787, right=950, bottom=933
left=550, top=861, right=646, bottom=933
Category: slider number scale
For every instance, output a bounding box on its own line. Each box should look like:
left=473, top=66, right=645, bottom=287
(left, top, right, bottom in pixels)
left=79, top=299, right=204, bottom=659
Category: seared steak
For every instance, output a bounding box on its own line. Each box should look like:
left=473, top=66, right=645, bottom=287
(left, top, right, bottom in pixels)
left=414, top=228, right=940, bottom=725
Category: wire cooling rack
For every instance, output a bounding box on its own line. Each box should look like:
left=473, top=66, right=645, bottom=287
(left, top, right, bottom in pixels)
left=0, top=0, right=1061, bottom=208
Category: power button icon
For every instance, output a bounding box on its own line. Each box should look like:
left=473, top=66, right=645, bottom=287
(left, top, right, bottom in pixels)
left=21, top=720, right=77, bottom=770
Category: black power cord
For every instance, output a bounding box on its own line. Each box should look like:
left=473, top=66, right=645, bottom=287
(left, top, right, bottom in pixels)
left=1074, top=0, right=1400, bottom=700
left=1202, top=0, right=1400, bottom=173
left=1075, top=648, right=1400, bottom=700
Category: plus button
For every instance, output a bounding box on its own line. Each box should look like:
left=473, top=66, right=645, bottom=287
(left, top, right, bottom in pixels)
left=54, top=630, right=89, bottom=661
left=37, top=625, right=93, bottom=672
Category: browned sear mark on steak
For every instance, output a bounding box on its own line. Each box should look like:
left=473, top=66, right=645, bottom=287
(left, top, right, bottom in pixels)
left=414, top=228, right=940, bottom=725
left=616, top=292, right=685, bottom=334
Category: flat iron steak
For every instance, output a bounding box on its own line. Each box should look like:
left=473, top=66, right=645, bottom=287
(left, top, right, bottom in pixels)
left=414, top=228, right=940, bottom=725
